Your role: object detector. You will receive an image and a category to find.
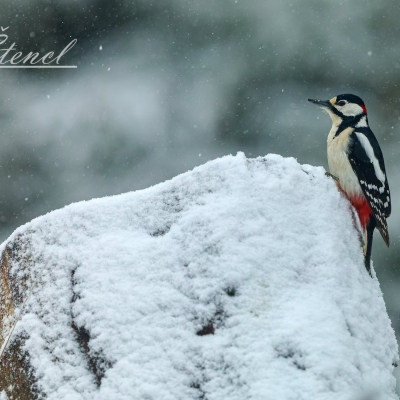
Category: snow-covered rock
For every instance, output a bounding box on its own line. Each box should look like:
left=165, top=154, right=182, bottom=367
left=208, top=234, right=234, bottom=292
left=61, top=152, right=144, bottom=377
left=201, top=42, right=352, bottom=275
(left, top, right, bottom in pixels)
left=0, top=153, right=397, bottom=400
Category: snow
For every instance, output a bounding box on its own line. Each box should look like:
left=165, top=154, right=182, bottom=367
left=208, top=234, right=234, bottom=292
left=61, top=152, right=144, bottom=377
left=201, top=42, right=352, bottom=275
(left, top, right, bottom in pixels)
left=0, top=153, right=398, bottom=399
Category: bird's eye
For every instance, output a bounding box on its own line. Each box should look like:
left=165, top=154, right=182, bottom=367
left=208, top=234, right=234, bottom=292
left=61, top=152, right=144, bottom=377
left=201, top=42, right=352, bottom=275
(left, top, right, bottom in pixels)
left=337, top=100, right=346, bottom=106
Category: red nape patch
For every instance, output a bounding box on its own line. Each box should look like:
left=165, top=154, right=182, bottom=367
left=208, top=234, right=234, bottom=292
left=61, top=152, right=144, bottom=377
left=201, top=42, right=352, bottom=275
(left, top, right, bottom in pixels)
left=349, top=196, right=372, bottom=229
left=360, top=104, right=367, bottom=114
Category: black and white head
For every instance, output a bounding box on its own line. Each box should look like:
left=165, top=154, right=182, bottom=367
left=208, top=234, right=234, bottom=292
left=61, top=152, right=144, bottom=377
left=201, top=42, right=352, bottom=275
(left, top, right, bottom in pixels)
left=308, top=94, right=368, bottom=127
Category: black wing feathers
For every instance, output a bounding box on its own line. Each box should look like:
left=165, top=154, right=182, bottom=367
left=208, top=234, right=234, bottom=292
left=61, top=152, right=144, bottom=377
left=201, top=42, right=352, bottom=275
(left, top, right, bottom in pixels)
left=348, top=128, right=391, bottom=246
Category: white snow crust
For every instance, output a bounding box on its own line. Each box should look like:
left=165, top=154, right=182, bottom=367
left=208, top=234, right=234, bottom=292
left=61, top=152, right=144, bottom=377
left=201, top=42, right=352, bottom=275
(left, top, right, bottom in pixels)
left=2, top=153, right=398, bottom=400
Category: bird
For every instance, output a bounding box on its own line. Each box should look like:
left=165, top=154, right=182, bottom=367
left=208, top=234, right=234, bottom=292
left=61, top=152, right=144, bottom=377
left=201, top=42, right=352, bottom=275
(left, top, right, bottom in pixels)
left=308, top=94, right=391, bottom=276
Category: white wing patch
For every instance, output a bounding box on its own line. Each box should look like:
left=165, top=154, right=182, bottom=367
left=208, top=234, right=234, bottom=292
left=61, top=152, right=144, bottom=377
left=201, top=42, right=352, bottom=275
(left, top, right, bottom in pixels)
left=355, top=132, right=386, bottom=183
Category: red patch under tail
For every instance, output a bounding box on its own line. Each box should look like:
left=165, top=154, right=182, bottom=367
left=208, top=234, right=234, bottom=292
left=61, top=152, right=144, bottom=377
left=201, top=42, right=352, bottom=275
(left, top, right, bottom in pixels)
left=348, top=195, right=372, bottom=229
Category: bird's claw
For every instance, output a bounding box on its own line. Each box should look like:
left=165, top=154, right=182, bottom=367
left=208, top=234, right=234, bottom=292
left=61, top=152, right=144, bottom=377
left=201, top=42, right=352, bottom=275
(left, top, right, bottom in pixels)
left=325, top=172, right=339, bottom=182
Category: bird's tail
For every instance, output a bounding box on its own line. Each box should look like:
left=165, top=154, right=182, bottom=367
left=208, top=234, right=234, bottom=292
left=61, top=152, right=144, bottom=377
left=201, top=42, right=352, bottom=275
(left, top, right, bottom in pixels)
left=363, top=217, right=376, bottom=277
left=376, top=216, right=390, bottom=247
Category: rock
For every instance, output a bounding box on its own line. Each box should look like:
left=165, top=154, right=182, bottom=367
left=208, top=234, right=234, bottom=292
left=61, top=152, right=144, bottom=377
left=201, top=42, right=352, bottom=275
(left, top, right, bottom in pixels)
left=0, top=153, right=397, bottom=399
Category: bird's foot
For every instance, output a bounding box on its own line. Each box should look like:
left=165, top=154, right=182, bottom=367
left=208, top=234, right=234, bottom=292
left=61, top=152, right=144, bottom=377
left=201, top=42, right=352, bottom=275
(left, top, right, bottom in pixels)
left=325, top=172, right=339, bottom=182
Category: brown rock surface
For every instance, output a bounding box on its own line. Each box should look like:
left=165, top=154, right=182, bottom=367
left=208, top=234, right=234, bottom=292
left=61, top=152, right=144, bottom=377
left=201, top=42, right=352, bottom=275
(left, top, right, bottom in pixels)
left=0, top=239, right=37, bottom=399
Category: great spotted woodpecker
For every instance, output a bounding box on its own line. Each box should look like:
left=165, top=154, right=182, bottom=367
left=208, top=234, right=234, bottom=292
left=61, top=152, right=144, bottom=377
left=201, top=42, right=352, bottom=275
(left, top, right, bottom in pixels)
left=308, top=94, right=391, bottom=276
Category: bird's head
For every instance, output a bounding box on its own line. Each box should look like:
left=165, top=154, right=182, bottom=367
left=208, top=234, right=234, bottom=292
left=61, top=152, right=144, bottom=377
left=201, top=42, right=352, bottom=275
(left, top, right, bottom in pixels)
left=308, top=94, right=368, bottom=127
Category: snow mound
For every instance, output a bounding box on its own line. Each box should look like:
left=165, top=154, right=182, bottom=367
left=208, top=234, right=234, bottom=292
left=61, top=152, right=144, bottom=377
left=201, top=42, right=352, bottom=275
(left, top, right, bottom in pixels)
left=0, top=153, right=397, bottom=400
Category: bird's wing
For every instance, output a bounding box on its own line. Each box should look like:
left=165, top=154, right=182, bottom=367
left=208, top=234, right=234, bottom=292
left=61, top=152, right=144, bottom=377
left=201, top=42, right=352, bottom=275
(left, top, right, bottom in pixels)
left=348, top=129, right=391, bottom=246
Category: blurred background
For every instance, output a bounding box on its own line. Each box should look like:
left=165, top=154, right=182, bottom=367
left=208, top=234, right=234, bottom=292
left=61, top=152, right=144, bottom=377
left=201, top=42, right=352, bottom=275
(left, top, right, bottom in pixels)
left=0, top=0, right=400, bottom=390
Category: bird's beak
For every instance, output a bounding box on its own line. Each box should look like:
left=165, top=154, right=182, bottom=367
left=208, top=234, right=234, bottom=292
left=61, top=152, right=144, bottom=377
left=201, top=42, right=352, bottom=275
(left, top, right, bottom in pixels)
left=308, top=99, right=332, bottom=109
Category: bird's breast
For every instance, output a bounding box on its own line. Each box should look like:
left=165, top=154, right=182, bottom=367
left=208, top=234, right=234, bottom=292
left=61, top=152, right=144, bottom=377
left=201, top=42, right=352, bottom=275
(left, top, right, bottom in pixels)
left=327, top=126, right=364, bottom=198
